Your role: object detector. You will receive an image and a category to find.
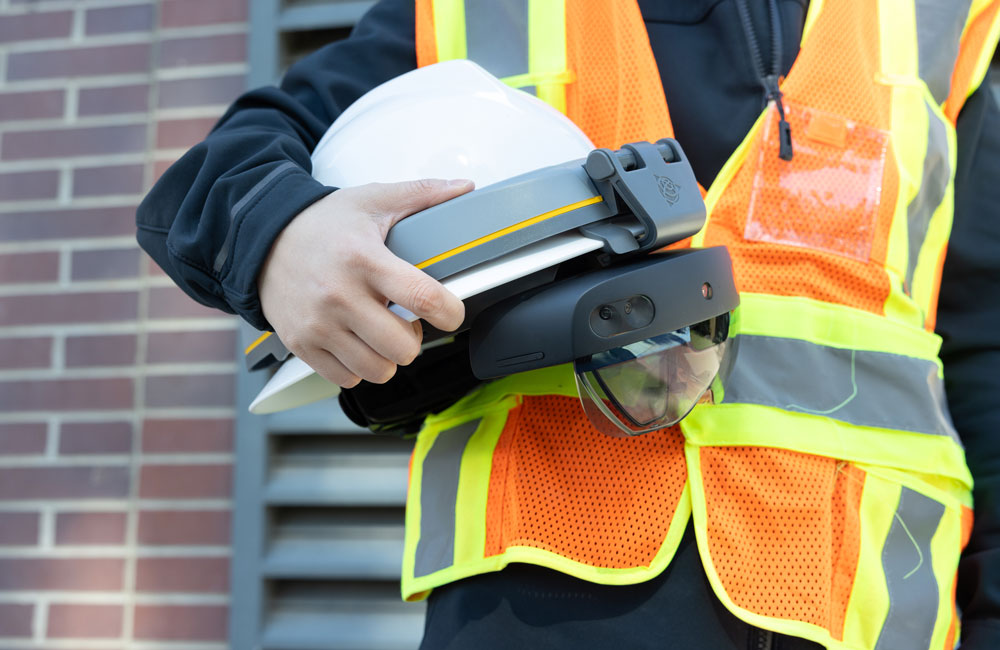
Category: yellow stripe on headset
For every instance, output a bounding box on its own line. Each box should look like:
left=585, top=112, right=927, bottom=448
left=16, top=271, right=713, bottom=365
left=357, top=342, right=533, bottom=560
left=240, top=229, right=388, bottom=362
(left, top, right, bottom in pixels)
left=415, top=195, right=604, bottom=270
left=244, top=331, right=272, bottom=356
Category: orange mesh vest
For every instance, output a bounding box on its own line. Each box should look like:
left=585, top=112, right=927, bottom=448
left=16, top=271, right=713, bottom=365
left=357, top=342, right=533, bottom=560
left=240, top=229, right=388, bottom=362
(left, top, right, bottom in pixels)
left=404, top=1, right=1000, bottom=648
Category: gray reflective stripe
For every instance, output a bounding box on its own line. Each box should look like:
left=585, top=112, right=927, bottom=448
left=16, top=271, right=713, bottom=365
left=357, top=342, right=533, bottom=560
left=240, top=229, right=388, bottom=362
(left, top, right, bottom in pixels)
left=464, top=0, right=531, bottom=84
left=874, top=487, right=945, bottom=650
left=905, top=102, right=950, bottom=294
left=915, top=0, right=972, bottom=103
left=413, top=418, right=481, bottom=578
left=213, top=161, right=298, bottom=273
left=722, top=335, right=960, bottom=441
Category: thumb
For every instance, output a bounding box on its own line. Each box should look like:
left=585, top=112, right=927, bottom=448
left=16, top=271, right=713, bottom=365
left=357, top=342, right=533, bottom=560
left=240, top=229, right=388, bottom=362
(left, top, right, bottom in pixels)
left=363, top=178, right=475, bottom=233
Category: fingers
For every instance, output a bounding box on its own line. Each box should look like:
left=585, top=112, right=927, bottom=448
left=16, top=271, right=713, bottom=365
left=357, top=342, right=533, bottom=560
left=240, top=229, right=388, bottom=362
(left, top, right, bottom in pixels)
left=296, top=346, right=361, bottom=389
left=368, top=250, right=465, bottom=332
left=357, top=178, right=474, bottom=234
left=348, top=306, right=423, bottom=368
left=299, top=326, right=402, bottom=388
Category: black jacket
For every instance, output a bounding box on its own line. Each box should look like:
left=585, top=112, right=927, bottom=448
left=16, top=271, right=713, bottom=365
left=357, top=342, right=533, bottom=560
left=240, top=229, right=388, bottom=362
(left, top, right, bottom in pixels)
left=136, top=1, right=1000, bottom=647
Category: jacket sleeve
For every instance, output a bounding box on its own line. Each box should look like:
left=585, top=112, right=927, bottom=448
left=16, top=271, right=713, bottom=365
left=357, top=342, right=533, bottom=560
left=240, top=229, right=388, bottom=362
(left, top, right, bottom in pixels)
left=135, top=0, right=417, bottom=330
left=939, top=70, right=1000, bottom=649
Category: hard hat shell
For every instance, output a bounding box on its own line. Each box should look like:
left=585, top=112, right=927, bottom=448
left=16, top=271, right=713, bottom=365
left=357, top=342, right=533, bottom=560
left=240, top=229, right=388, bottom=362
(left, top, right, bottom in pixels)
left=310, top=59, right=594, bottom=189
left=251, top=61, right=595, bottom=414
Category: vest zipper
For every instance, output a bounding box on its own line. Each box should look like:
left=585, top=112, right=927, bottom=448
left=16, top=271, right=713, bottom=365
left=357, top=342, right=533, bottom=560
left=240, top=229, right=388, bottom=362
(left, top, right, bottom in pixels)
left=734, top=0, right=793, bottom=160
left=750, top=627, right=774, bottom=650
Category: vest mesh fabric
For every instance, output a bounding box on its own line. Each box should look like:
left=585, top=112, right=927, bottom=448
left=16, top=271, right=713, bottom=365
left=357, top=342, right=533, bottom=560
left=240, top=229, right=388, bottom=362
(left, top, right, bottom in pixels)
left=484, top=395, right=687, bottom=568
left=564, top=0, right=673, bottom=148
left=700, top=447, right=865, bottom=640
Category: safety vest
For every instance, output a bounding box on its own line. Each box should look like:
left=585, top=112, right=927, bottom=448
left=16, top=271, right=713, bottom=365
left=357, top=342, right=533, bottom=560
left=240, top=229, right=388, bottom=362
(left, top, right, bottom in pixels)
left=404, top=2, right=1000, bottom=649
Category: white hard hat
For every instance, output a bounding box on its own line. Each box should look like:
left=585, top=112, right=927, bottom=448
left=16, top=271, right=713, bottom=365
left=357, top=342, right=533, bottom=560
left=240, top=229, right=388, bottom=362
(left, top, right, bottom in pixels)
left=250, top=60, right=594, bottom=414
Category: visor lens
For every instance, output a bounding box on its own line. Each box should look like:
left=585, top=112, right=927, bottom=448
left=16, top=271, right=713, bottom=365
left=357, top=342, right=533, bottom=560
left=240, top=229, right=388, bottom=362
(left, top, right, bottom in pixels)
left=574, top=315, right=729, bottom=437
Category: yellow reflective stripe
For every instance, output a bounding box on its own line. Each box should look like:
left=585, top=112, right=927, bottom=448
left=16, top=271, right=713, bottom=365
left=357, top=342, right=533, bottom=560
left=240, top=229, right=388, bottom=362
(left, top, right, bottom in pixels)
left=910, top=99, right=957, bottom=320
left=528, top=0, right=567, bottom=113
left=243, top=331, right=271, bottom=355
left=432, top=0, right=467, bottom=61
left=878, top=0, right=918, bottom=79
left=402, top=413, right=437, bottom=598
left=801, top=0, right=825, bottom=42
left=928, top=502, right=965, bottom=649
left=697, top=109, right=769, bottom=246
left=499, top=70, right=575, bottom=90
left=681, top=404, right=973, bottom=490
left=405, top=487, right=690, bottom=600
left=414, top=195, right=602, bottom=270
left=452, top=409, right=506, bottom=567
left=841, top=474, right=897, bottom=650
left=734, top=293, right=943, bottom=364
left=884, top=96, right=927, bottom=326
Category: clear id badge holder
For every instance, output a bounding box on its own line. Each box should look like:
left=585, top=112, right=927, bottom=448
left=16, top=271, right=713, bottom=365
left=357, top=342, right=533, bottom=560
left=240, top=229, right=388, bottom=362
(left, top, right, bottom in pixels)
left=744, top=102, right=890, bottom=262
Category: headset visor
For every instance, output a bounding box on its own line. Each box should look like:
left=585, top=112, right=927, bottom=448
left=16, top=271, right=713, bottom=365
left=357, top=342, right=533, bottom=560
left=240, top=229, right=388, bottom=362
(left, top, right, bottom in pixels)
left=574, top=314, right=729, bottom=437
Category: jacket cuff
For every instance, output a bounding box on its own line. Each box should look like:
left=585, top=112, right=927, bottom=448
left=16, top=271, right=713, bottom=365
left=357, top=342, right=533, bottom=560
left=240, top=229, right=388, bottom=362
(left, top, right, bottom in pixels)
left=220, top=168, right=335, bottom=330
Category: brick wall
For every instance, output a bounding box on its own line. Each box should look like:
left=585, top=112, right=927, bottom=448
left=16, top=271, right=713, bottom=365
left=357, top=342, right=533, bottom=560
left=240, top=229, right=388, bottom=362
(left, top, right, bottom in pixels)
left=0, top=0, right=247, bottom=647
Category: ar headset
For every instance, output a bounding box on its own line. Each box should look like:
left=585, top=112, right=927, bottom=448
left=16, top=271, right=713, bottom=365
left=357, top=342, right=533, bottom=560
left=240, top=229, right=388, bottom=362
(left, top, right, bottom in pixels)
left=247, top=138, right=738, bottom=438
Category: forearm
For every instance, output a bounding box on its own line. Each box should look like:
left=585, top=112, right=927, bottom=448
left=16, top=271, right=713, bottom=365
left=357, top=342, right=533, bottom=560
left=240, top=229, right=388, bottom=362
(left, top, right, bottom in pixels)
left=135, top=0, right=417, bottom=329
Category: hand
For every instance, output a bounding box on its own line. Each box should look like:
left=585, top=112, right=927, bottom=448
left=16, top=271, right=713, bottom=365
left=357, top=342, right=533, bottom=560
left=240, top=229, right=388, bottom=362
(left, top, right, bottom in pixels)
left=258, top=178, right=474, bottom=388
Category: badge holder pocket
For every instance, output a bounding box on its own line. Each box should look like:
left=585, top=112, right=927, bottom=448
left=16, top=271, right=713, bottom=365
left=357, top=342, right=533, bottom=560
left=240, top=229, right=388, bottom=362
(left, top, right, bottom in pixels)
left=744, top=102, right=890, bottom=262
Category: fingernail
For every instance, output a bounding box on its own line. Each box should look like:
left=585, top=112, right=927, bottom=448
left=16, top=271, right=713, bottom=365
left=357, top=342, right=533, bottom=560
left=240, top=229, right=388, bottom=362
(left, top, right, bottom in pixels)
left=447, top=179, right=474, bottom=189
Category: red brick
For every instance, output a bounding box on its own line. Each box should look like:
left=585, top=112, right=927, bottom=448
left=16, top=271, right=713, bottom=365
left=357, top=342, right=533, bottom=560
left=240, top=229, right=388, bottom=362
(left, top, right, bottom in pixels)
left=133, top=604, right=227, bottom=641
left=139, top=464, right=231, bottom=499
left=159, top=33, right=245, bottom=68
left=59, top=422, right=132, bottom=455
left=54, top=511, right=127, bottom=545
left=73, top=165, right=144, bottom=198
left=0, top=558, right=123, bottom=590
left=0, top=378, right=132, bottom=411
left=146, top=329, right=237, bottom=364
left=136, top=557, right=228, bottom=593
left=47, top=603, right=122, bottom=638
left=0, top=89, right=64, bottom=121
left=65, top=334, right=137, bottom=368
left=160, top=0, right=246, bottom=28
left=0, top=337, right=51, bottom=369
left=155, top=117, right=218, bottom=150
left=142, top=418, right=233, bottom=454
left=0, top=292, right=137, bottom=326
left=147, top=285, right=221, bottom=319
left=0, top=206, right=137, bottom=241
left=144, top=373, right=234, bottom=408
left=86, top=4, right=154, bottom=35
left=2, top=125, right=146, bottom=160
left=0, top=422, right=47, bottom=455
left=0, top=170, right=59, bottom=201
left=7, top=44, right=150, bottom=80
left=0, top=251, right=59, bottom=283
left=78, top=84, right=149, bottom=117
left=158, top=75, right=245, bottom=109
left=0, top=467, right=129, bottom=500
left=0, top=603, right=33, bottom=637
left=0, top=11, right=72, bottom=43
left=138, top=510, right=230, bottom=545
left=0, top=512, right=40, bottom=545
left=70, top=247, right=141, bottom=280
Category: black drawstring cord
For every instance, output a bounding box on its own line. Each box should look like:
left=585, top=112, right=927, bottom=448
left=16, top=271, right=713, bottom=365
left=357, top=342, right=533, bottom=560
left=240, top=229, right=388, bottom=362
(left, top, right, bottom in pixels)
left=735, top=0, right=793, bottom=160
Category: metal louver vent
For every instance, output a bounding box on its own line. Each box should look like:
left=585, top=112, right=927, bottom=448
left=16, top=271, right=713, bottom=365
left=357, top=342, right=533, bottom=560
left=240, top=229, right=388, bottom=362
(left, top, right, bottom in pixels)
left=237, top=3, right=416, bottom=647
left=234, top=388, right=424, bottom=650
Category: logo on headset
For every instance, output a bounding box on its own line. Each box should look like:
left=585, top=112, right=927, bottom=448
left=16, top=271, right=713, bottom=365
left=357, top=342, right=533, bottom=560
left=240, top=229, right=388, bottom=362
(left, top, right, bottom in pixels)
left=655, top=175, right=680, bottom=205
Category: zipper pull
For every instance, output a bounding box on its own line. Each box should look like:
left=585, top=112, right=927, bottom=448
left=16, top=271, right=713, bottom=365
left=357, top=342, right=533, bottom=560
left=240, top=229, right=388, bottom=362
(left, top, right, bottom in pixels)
left=764, top=74, right=793, bottom=161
